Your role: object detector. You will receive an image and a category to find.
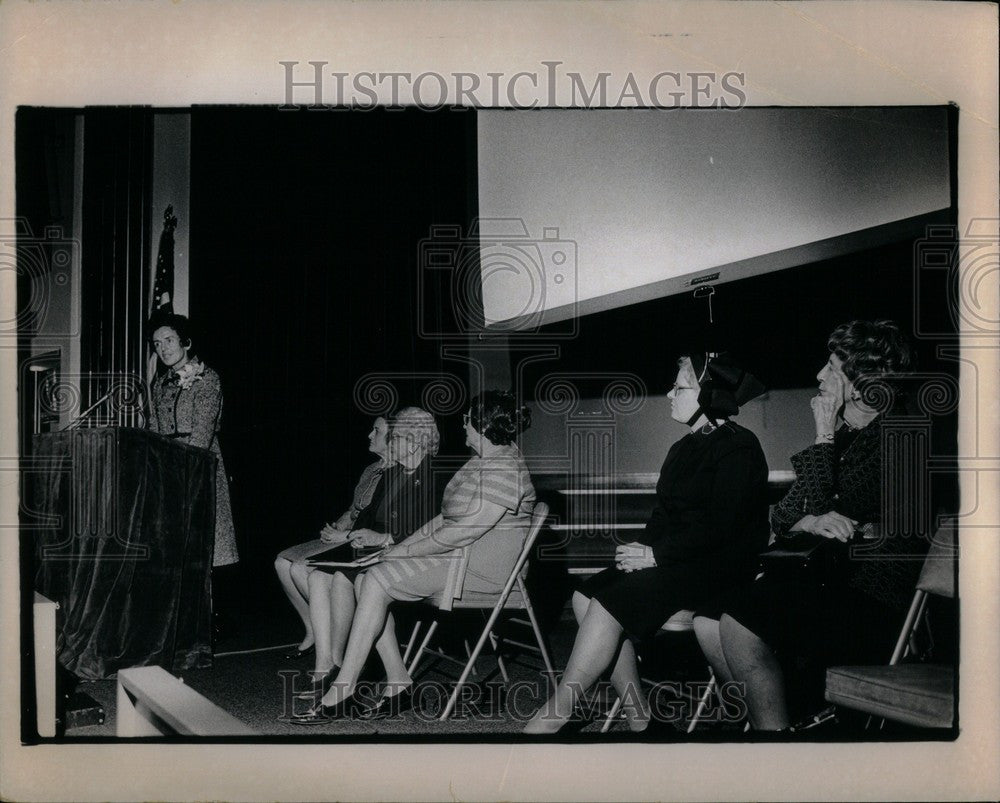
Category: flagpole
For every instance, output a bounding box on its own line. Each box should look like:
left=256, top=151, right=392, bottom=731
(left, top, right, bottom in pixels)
left=146, top=205, right=178, bottom=427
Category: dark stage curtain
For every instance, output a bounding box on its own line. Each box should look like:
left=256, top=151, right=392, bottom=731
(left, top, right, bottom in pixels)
left=79, top=108, right=153, bottom=418
left=189, top=108, right=478, bottom=612
left=33, top=428, right=215, bottom=679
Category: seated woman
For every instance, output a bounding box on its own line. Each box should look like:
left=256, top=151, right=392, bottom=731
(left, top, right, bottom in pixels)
left=693, top=319, right=917, bottom=731
left=292, top=390, right=535, bottom=724
left=299, top=407, right=444, bottom=695
left=273, top=416, right=392, bottom=658
left=524, top=352, right=769, bottom=735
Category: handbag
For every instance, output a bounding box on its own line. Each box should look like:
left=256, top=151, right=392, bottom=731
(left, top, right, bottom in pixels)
left=758, top=530, right=849, bottom=587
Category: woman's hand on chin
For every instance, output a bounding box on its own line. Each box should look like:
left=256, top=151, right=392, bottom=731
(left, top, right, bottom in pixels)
left=810, top=392, right=840, bottom=443
left=798, top=512, right=857, bottom=543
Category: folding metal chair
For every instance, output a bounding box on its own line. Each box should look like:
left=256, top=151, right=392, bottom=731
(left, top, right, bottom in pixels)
left=824, top=522, right=956, bottom=728
left=403, top=502, right=555, bottom=720
left=599, top=608, right=719, bottom=734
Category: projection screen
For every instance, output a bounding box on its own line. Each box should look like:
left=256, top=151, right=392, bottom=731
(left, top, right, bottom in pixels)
left=475, top=107, right=951, bottom=329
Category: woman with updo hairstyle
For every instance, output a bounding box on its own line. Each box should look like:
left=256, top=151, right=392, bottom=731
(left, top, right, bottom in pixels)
left=694, top=319, right=918, bottom=731
left=293, top=390, right=536, bottom=723
left=148, top=311, right=238, bottom=569
left=468, top=390, right=532, bottom=447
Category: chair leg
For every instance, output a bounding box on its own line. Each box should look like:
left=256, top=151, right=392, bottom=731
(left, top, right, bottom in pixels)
left=407, top=620, right=439, bottom=677
left=601, top=695, right=623, bottom=734
left=519, top=577, right=555, bottom=683
left=439, top=603, right=509, bottom=720
left=402, top=621, right=422, bottom=666
left=890, top=591, right=926, bottom=665
left=686, top=670, right=716, bottom=734
left=463, top=639, right=480, bottom=678
left=488, top=630, right=510, bottom=684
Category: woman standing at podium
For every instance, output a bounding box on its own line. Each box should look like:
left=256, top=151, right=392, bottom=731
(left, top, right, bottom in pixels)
left=148, top=313, right=239, bottom=588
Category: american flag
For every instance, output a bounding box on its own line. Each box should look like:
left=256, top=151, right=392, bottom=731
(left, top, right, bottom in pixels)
left=150, top=205, right=178, bottom=313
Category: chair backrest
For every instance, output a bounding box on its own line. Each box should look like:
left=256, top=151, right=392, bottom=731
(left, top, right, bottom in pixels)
left=916, top=520, right=956, bottom=599
left=443, top=502, right=549, bottom=608
left=889, top=521, right=957, bottom=664
left=509, top=501, right=550, bottom=588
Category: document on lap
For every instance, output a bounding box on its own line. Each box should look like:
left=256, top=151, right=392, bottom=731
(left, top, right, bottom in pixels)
left=306, top=543, right=383, bottom=567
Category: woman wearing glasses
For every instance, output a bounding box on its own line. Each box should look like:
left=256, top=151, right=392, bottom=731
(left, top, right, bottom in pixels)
left=524, top=353, right=769, bottom=735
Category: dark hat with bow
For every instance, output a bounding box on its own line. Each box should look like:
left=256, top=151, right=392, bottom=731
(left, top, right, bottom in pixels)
left=688, top=351, right=766, bottom=424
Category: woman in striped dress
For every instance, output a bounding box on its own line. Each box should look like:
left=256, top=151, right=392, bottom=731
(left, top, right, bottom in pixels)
left=293, top=390, right=535, bottom=723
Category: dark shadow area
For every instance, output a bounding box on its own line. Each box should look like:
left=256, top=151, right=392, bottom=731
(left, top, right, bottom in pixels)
left=188, top=107, right=479, bottom=624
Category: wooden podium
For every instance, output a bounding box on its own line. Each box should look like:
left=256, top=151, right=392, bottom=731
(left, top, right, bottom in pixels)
left=32, top=427, right=216, bottom=679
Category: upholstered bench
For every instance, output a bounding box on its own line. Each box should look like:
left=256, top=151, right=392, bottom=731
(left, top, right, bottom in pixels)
left=825, top=664, right=954, bottom=728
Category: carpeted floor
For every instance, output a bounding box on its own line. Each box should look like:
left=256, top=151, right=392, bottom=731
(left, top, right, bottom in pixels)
left=63, top=605, right=723, bottom=739
left=57, top=595, right=948, bottom=742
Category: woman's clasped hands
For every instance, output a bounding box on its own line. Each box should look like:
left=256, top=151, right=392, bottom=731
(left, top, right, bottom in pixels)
left=615, top=542, right=656, bottom=573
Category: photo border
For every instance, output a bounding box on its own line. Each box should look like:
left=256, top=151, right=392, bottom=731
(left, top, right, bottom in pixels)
left=1, top=1, right=997, bottom=800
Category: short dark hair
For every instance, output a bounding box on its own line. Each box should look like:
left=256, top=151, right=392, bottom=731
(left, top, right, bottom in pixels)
left=468, top=390, right=531, bottom=446
left=147, top=311, right=194, bottom=350
left=827, top=319, right=914, bottom=386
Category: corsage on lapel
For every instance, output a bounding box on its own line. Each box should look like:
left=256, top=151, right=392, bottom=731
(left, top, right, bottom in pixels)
left=171, top=358, right=206, bottom=390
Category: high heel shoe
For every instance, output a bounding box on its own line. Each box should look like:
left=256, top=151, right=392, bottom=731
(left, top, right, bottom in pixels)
left=290, top=692, right=365, bottom=725
left=293, top=667, right=340, bottom=700
left=366, top=685, right=416, bottom=720
left=283, top=643, right=316, bottom=660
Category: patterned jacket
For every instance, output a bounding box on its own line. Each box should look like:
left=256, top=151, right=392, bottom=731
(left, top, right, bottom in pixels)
left=771, top=415, right=926, bottom=611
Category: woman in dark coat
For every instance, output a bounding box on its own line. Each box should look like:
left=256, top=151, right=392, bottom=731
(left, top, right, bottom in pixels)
left=525, top=353, right=769, bottom=735
left=693, top=319, right=917, bottom=731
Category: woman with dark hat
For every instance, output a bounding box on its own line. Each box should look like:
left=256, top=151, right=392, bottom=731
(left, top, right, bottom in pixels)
left=524, top=353, right=769, bottom=735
